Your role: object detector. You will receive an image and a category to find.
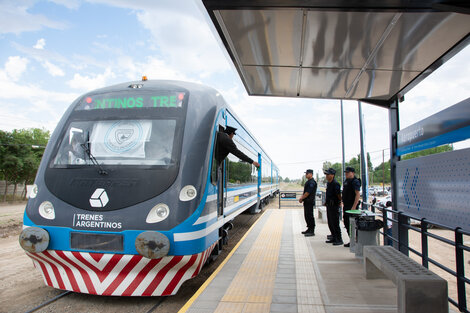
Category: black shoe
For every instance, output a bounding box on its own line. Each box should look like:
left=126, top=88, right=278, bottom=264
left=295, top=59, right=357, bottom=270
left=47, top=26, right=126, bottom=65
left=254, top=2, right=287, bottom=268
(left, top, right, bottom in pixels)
left=327, top=235, right=334, bottom=240
left=325, top=239, right=335, bottom=243
left=304, top=232, right=315, bottom=237
left=301, top=229, right=310, bottom=234
left=333, top=240, right=344, bottom=246
left=344, top=242, right=350, bottom=247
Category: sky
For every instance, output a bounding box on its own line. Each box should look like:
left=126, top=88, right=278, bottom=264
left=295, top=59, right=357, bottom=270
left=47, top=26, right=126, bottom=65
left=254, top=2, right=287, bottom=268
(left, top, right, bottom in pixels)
left=0, top=0, right=469, bottom=180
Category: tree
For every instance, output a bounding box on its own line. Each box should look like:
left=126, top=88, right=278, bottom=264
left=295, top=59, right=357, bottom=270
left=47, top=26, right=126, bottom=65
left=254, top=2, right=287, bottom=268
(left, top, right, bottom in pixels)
left=401, top=144, right=453, bottom=160
left=0, top=128, right=49, bottom=201
left=372, top=160, right=391, bottom=185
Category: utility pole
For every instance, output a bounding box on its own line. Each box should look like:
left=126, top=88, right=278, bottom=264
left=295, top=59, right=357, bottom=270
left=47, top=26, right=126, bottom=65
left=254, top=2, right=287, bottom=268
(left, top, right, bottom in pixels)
left=382, top=149, right=385, bottom=194
left=358, top=101, right=368, bottom=207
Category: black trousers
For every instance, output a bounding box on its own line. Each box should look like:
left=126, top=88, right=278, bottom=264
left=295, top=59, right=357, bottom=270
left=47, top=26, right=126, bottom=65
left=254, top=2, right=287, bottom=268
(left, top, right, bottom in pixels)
left=303, top=201, right=315, bottom=230
left=343, top=207, right=352, bottom=236
left=327, top=205, right=342, bottom=241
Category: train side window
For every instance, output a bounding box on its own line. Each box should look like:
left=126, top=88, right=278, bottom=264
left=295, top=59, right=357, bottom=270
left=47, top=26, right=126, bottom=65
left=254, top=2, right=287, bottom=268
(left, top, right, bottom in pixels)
left=210, top=148, right=217, bottom=185
left=228, top=138, right=258, bottom=186
left=210, top=126, right=225, bottom=185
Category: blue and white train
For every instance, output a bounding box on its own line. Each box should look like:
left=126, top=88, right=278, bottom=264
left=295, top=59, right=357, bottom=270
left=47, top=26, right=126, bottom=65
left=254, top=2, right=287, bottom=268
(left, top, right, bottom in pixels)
left=19, top=79, right=279, bottom=296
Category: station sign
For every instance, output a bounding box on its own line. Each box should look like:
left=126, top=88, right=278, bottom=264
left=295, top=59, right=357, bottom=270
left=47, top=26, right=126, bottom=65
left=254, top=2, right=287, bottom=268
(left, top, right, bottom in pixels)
left=397, top=97, right=470, bottom=156
left=280, top=192, right=297, bottom=199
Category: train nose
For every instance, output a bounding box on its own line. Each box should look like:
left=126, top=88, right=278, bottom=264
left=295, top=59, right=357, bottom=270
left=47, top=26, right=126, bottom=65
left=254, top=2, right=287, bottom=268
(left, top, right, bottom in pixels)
left=19, top=227, right=50, bottom=253
left=135, top=231, right=170, bottom=259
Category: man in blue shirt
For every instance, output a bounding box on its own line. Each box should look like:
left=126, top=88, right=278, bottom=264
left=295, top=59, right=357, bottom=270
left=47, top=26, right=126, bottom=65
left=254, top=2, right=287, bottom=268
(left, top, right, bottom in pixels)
left=299, top=169, right=317, bottom=236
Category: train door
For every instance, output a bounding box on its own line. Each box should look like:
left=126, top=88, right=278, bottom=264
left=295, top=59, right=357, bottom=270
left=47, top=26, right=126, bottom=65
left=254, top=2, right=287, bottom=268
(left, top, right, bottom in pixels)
left=210, top=125, right=226, bottom=260
left=215, top=125, right=226, bottom=218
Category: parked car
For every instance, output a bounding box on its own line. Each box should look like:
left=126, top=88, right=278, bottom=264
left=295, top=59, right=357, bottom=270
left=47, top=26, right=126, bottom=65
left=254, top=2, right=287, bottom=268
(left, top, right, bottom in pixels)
left=377, top=195, right=392, bottom=208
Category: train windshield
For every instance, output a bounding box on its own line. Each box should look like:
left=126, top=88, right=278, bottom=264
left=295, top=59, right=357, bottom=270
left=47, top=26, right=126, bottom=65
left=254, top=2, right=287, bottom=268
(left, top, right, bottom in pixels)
left=53, top=119, right=177, bottom=166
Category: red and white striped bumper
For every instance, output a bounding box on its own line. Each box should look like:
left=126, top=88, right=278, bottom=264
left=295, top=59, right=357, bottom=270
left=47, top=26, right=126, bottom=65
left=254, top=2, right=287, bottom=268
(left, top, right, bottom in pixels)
left=25, top=243, right=216, bottom=296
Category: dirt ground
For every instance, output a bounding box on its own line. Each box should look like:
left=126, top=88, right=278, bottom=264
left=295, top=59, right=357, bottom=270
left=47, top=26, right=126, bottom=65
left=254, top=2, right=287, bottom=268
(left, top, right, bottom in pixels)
left=0, top=202, right=25, bottom=238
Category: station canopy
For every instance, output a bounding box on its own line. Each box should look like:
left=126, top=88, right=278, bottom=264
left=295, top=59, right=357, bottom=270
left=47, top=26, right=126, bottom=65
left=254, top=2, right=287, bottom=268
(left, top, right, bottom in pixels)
left=201, top=1, right=470, bottom=107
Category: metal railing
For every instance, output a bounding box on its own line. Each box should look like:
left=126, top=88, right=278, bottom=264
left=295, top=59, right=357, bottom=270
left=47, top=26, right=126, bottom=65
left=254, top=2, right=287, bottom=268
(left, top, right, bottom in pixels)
left=365, top=202, right=469, bottom=312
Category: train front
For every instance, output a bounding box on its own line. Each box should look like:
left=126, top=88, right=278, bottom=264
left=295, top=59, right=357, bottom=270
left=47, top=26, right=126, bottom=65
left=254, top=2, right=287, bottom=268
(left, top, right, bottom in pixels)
left=19, top=80, right=218, bottom=296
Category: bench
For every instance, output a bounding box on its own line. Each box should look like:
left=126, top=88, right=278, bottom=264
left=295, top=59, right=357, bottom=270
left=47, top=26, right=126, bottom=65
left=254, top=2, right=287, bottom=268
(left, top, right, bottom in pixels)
left=364, top=246, right=448, bottom=313
left=317, top=206, right=327, bottom=223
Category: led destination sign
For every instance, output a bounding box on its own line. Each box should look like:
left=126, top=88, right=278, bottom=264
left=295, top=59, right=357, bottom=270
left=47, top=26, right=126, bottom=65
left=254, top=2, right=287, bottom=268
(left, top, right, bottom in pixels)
left=76, top=91, right=185, bottom=111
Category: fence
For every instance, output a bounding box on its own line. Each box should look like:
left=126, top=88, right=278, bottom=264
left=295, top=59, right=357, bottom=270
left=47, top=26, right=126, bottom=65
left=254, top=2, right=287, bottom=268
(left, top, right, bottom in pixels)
left=367, top=202, right=469, bottom=312
left=0, top=181, right=27, bottom=200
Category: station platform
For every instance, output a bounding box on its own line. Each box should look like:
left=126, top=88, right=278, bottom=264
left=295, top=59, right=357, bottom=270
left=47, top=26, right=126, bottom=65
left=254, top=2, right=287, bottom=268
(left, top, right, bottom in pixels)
left=180, top=208, right=401, bottom=313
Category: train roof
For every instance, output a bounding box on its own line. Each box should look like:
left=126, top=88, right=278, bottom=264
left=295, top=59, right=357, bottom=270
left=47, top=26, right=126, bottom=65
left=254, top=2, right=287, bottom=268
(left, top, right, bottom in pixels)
left=82, top=79, right=221, bottom=96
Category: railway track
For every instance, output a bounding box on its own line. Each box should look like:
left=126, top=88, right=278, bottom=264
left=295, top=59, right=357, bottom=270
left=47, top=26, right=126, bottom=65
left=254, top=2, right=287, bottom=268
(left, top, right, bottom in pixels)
left=23, top=291, right=168, bottom=313
left=24, top=291, right=73, bottom=313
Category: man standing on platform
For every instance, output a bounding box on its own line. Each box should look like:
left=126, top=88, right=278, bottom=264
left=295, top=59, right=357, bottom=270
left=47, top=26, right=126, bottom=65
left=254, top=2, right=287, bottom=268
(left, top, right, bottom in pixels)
left=324, top=168, right=343, bottom=245
left=299, top=169, right=317, bottom=237
left=342, top=167, right=361, bottom=247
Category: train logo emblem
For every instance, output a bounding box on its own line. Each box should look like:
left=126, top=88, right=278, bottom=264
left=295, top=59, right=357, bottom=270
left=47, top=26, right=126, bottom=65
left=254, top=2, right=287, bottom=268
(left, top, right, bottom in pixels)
left=115, top=129, right=134, bottom=144
left=104, top=121, right=143, bottom=153
left=89, top=188, right=109, bottom=208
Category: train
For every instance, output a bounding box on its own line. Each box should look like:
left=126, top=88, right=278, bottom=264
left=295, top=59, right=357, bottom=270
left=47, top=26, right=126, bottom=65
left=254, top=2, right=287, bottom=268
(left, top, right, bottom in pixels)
left=19, top=79, right=279, bottom=296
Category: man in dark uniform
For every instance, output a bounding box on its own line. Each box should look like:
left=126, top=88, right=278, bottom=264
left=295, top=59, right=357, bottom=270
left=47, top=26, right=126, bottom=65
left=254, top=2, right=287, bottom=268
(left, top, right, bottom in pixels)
left=216, top=126, right=260, bottom=168
left=299, top=169, right=317, bottom=237
left=324, top=168, right=343, bottom=245
left=342, top=167, right=361, bottom=247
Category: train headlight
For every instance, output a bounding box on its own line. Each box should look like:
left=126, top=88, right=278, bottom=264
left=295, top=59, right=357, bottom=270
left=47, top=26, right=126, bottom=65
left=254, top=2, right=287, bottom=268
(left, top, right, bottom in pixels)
left=146, top=203, right=170, bottom=223
left=135, top=231, right=170, bottom=259
left=179, top=185, right=197, bottom=201
left=29, top=184, right=38, bottom=199
left=38, top=201, right=55, bottom=220
left=19, top=227, right=50, bottom=253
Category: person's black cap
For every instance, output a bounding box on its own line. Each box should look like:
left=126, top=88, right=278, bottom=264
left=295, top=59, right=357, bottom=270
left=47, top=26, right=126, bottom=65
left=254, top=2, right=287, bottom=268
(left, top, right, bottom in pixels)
left=324, top=168, right=336, bottom=175
left=225, top=126, right=237, bottom=135
left=304, top=169, right=313, bottom=174
left=344, top=166, right=355, bottom=173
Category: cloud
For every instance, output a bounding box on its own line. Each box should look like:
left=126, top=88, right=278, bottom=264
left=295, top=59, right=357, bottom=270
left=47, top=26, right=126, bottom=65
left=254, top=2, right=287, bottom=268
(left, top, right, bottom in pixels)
left=33, top=38, right=46, bottom=49
left=0, top=1, right=66, bottom=34
left=136, top=9, right=230, bottom=77
left=67, top=68, right=116, bottom=91
left=401, top=45, right=470, bottom=129
left=42, top=61, right=65, bottom=77
left=49, top=0, right=81, bottom=10
left=3, top=56, right=29, bottom=81
left=114, top=55, right=199, bottom=83
left=12, top=42, right=67, bottom=77
left=85, top=0, right=231, bottom=77
left=0, top=57, right=79, bottom=132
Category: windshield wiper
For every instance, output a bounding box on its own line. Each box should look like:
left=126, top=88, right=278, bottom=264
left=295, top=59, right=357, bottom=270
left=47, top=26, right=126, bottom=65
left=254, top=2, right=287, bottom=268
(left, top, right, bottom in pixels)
left=80, top=143, right=108, bottom=175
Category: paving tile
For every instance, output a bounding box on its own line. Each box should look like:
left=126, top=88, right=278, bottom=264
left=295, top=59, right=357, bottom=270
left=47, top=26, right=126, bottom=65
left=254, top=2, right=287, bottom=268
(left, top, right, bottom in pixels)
left=273, top=288, right=296, bottom=297
left=270, top=302, right=298, bottom=312
left=272, top=295, right=298, bottom=304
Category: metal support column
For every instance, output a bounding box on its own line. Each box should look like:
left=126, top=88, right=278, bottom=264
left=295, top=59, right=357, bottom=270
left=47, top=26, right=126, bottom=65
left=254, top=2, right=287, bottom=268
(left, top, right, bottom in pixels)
left=341, top=100, right=345, bottom=184
left=389, top=97, right=408, bottom=255
left=358, top=101, right=368, bottom=208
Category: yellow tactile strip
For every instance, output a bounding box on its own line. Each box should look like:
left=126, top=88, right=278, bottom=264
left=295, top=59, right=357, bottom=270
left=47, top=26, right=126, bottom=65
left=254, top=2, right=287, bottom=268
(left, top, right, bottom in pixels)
left=214, top=209, right=286, bottom=313
left=293, top=210, right=326, bottom=313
